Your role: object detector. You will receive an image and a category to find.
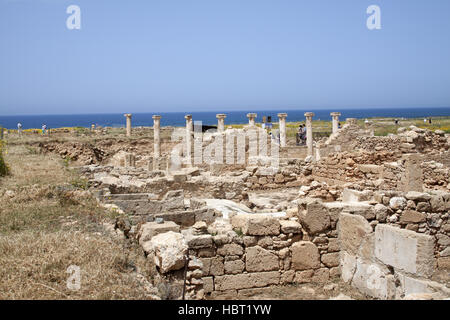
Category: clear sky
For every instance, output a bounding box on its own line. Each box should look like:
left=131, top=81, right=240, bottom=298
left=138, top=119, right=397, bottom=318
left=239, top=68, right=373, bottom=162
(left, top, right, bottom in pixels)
left=1, top=0, right=450, bottom=115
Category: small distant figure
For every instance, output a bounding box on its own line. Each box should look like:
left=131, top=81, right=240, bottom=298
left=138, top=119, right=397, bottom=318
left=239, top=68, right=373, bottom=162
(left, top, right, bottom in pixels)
left=17, top=122, right=22, bottom=136
left=296, top=124, right=306, bottom=146
left=424, top=118, right=427, bottom=124
left=428, top=118, right=432, bottom=124
left=338, top=122, right=341, bottom=129
left=42, top=124, right=47, bottom=135
left=394, top=119, right=399, bottom=125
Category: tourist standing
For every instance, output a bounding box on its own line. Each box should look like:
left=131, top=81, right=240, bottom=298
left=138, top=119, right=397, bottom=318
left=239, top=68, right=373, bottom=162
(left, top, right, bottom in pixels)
left=42, top=124, right=47, bottom=135
left=17, top=122, right=22, bottom=136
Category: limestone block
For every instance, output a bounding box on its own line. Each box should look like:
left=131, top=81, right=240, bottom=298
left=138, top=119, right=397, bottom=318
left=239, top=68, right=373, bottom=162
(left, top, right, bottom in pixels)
left=338, top=212, right=372, bottom=256
left=342, top=188, right=373, bottom=202
left=321, top=252, right=340, bottom=267
left=245, top=246, right=279, bottom=272
left=291, top=241, right=320, bottom=270
left=185, top=233, right=214, bottom=249
left=294, top=270, right=314, bottom=283
left=138, top=221, right=180, bottom=245
left=351, top=258, right=396, bottom=299
left=231, top=214, right=280, bottom=236
left=299, top=200, right=331, bottom=235
left=374, top=224, right=435, bottom=277
left=389, top=197, right=407, bottom=210
left=400, top=210, right=427, bottom=224
left=214, top=272, right=280, bottom=291
left=312, top=268, right=330, bottom=284
left=217, top=243, right=244, bottom=256
left=202, top=277, right=214, bottom=293
left=280, top=220, right=302, bottom=234
left=201, top=257, right=224, bottom=276
left=405, top=191, right=431, bottom=202
left=224, top=260, right=245, bottom=274
left=340, top=251, right=356, bottom=283
left=148, top=231, right=188, bottom=273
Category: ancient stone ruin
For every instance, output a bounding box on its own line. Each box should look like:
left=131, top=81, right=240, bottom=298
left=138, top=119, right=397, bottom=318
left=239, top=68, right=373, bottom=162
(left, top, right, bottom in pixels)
left=47, top=112, right=449, bottom=300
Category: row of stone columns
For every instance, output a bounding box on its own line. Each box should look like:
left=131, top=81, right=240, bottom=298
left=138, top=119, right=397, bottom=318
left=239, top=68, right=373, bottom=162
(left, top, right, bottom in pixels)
left=128, top=112, right=344, bottom=158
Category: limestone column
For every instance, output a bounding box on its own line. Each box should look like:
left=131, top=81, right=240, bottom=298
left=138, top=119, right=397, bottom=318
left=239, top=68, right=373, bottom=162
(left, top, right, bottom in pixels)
left=152, top=115, right=161, bottom=158
left=216, top=114, right=226, bottom=132
left=184, top=114, right=193, bottom=166
left=304, top=112, right=315, bottom=156
left=277, top=113, right=287, bottom=147
left=124, top=114, right=132, bottom=137
left=330, top=112, right=341, bottom=134
left=247, top=113, right=257, bottom=126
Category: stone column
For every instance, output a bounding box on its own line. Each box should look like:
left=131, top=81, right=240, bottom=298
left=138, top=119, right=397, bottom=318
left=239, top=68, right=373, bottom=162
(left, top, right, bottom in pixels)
left=124, top=114, right=132, bottom=137
left=152, top=115, right=161, bottom=158
left=304, top=112, right=315, bottom=156
left=247, top=113, right=257, bottom=126
left=184, top=114, right=193, bottom=166
left=216, top=114, right=226, bottom=132
left=330, top=112, right=341, bottom=134
left=277, top=113, right=287, bottom=147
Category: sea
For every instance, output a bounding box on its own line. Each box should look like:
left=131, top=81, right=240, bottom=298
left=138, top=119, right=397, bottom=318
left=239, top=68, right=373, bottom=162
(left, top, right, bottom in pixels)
left=0, top=107, right=449, bottom=130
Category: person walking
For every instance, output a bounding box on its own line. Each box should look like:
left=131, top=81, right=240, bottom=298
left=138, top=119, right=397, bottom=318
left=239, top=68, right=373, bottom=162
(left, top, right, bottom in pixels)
left=42, top=124, right=47, bottom=135
left=17, top=122, right=22, bottom=136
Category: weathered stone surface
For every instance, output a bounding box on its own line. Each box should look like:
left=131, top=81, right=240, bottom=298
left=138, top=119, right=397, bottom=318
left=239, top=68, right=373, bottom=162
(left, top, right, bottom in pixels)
left=231, top=214, right=280, bottom=236
left=149, top=231, right=188, bottom=273
left=291, top=241, right=320, bottom=270
left=217, top=243, right=244, bottom=256
left=185, top=233, right=214, bottom=249
left=321, top=252, right=340, bottom=267
left=375, top=224, right=436, bottom=277
left=437, top=257, right=450, bottom=270
left=338, top=212, right=372, bottom=255
left=138, top=221, right=180, bottom=245
left=374, top=204, right=389, bottom=222
left=342, top=203, right=375, bottom=220
left=405, top=191, right=431, bottom=202
left=279, top=220, right=302, bottom=234
left=294, top=270, right=314, bottom=283
left=389, top=197, right=407, bottom=210
left=224, top=259, right=245, bottom=274
left=351, top=258, right=395, bottom=299
left=299, top=200, right=330, bottom=235
left=201, top=257, right=224, bottom=276
left=312, top=268, right=330, bottom=284
left=400, top=210, right=427, bottom=224
left=340, top=251, right=356, bottom=283
left=214, top=272, right=280, bottom=291
left=245, top=246, right=279, bottom=272
left=202, top=277, right=214, bottom=293
left=342, top=188, right=373, bottom=202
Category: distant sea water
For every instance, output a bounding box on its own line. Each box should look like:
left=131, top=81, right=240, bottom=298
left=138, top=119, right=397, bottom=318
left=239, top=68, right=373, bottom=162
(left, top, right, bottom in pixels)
left=1, top=107, right=450, bottom=130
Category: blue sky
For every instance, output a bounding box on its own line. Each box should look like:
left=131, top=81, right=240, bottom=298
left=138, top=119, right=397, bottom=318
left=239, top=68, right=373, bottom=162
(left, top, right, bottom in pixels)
left=1, top=0, right=450, bottom=115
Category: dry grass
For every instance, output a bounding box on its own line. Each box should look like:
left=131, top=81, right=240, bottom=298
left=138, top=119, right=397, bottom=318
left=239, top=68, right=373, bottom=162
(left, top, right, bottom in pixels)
left=0, top=144, right=156, bottom=300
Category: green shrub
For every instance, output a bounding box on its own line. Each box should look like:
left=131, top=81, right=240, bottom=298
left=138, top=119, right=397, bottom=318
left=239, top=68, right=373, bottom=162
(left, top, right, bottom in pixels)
left=0, top=140, right=9, bottom=177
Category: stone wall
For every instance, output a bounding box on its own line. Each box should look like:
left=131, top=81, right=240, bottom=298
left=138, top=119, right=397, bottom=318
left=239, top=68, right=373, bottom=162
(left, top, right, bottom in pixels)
left=338, top=189, right=450, bottom=299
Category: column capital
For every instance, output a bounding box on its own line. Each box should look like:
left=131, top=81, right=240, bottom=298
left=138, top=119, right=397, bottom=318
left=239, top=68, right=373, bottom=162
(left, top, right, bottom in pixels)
left=216, top=113, right=227, bottom=119
left=330, top=112, right=341, bottom=117
left=152, top=115, right=161, bottom=120
left=304, top=112, right=315, bottom=118
left=124, top=113, right=132, bottom=118
left=277, top=113, right=288, bottom=119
